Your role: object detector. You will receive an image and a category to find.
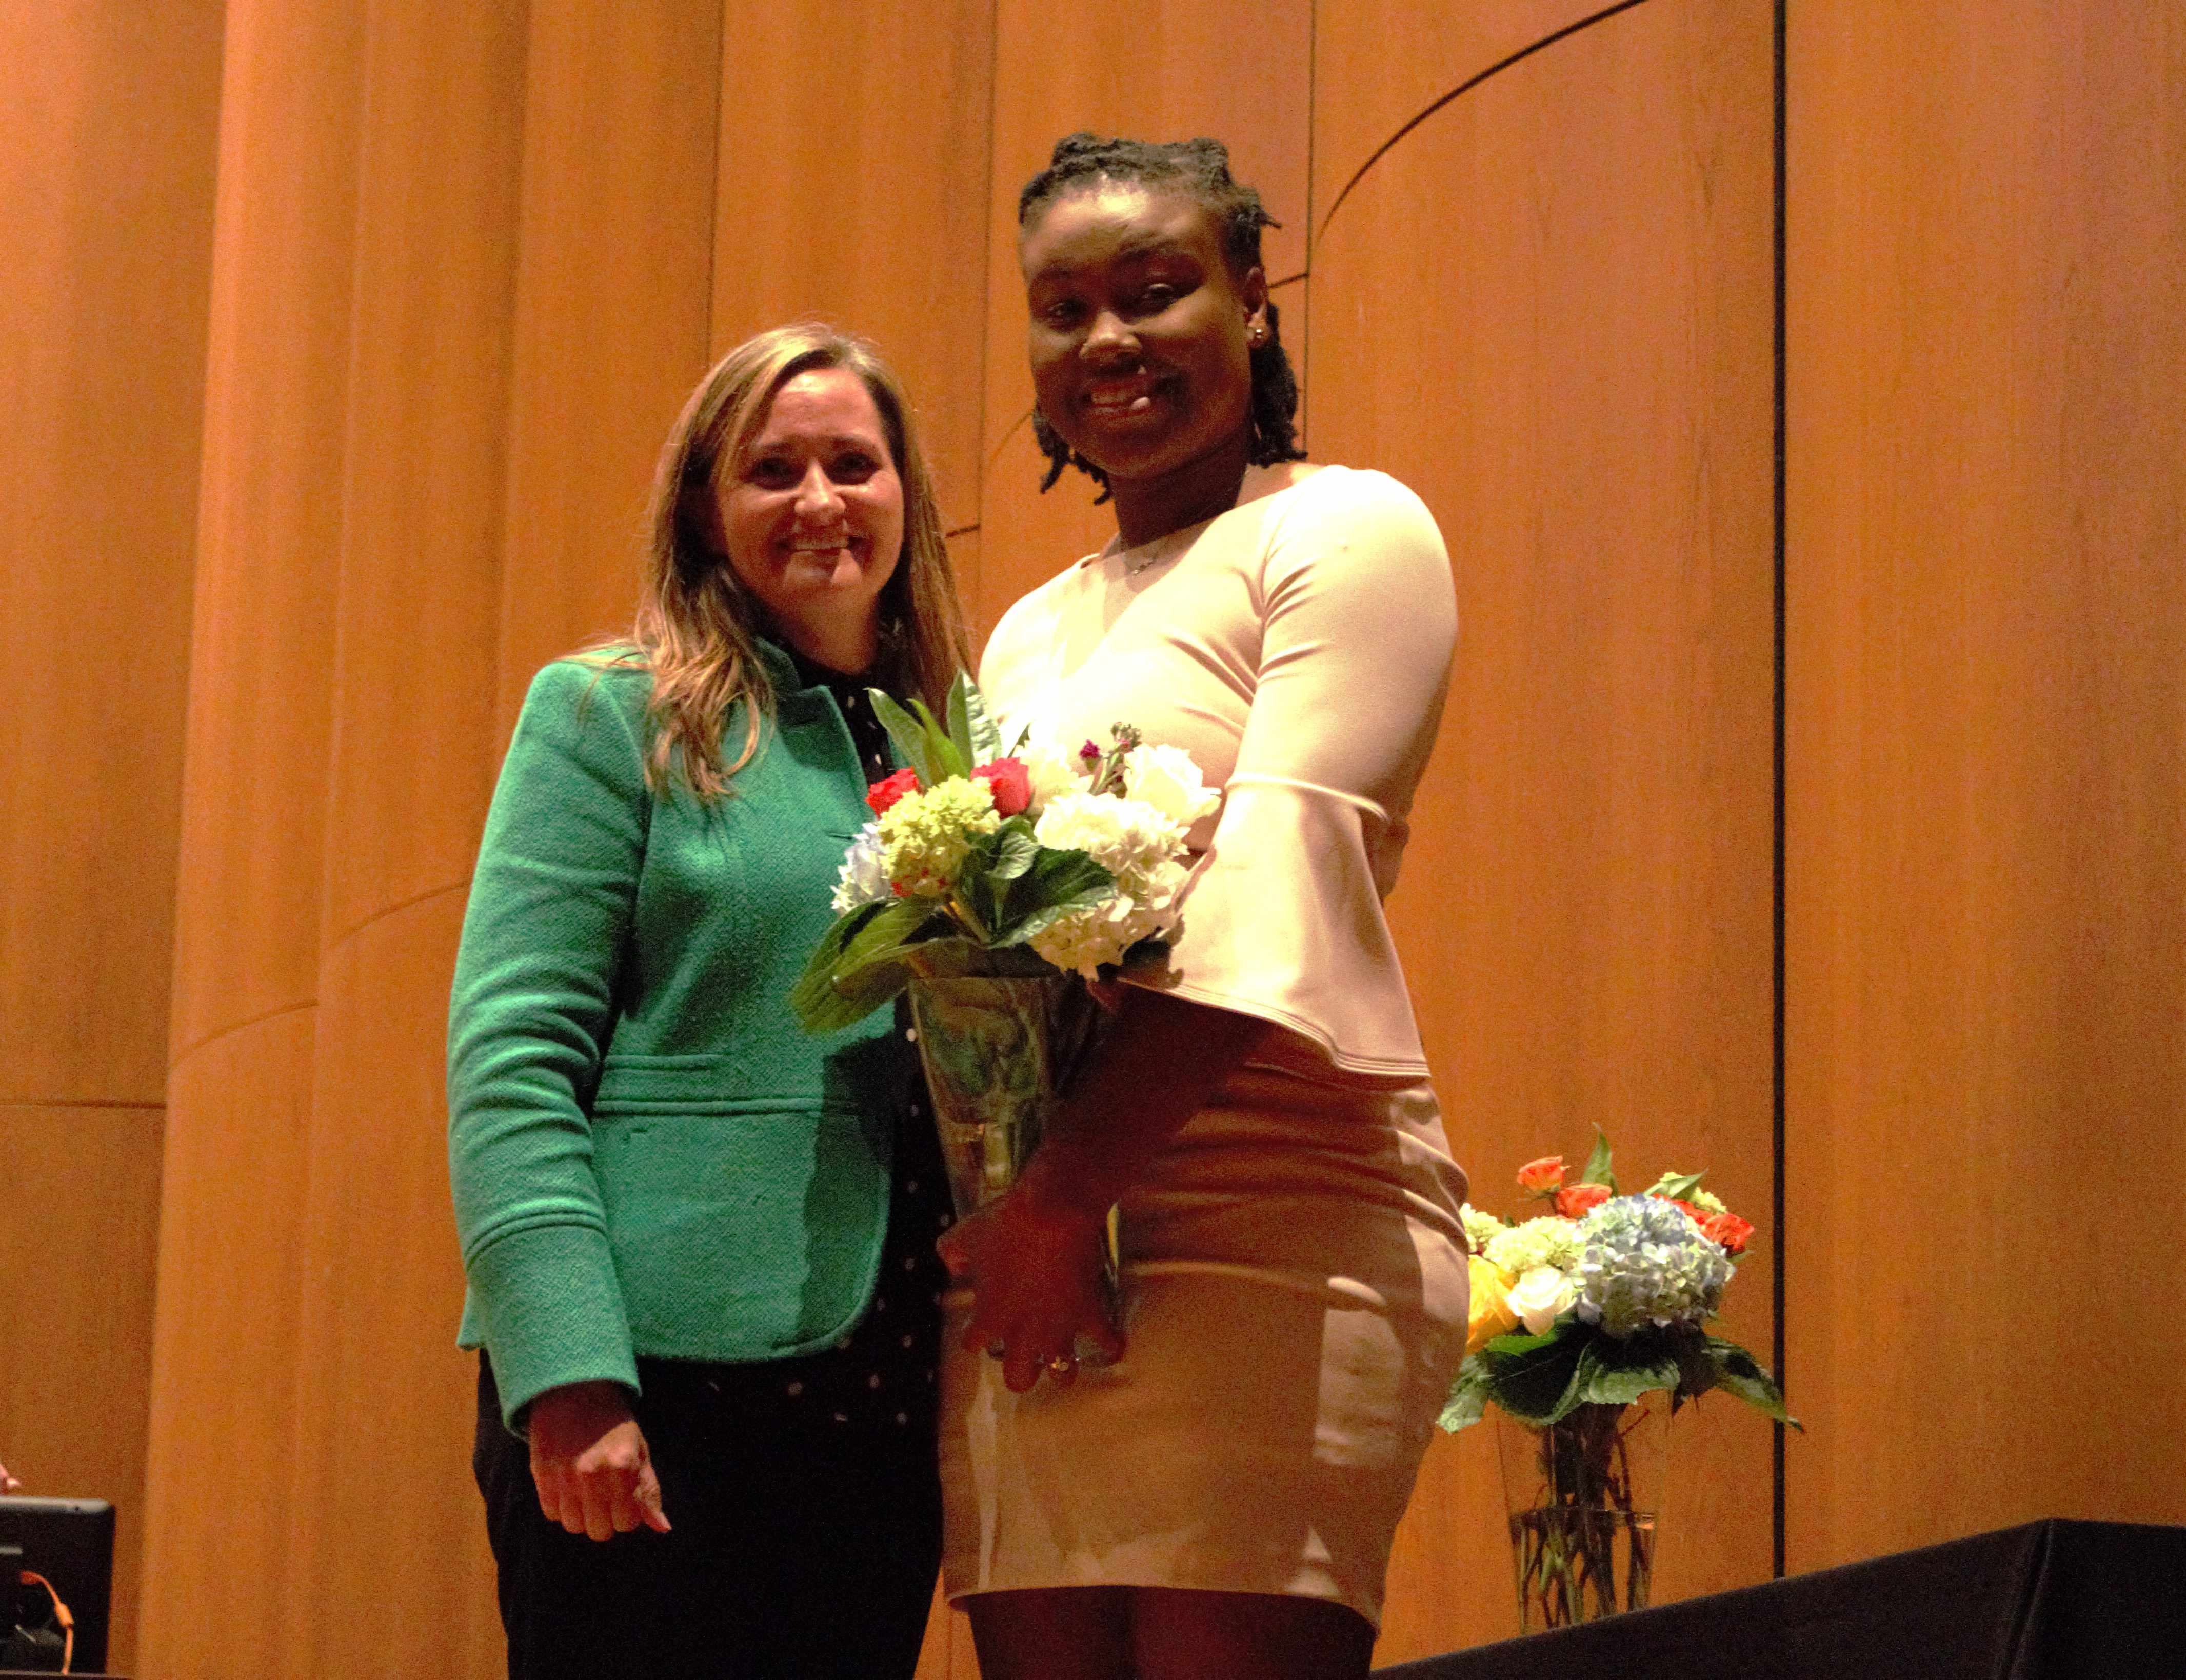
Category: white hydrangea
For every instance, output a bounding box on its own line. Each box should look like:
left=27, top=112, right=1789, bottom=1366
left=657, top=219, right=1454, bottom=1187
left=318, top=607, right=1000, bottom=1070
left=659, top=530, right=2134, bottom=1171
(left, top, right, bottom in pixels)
left=1124, top=742, right=1221, bottom=830
left=1460, top=1203, right=1509, bottom=1255
left=1027, top=792, right=1192, bottom=976
left=830, top=821, right=892, bottom=912
left=1485, top=1216, right=1585, bottom=1278
left=1016, top=737, right=1089, bottom=815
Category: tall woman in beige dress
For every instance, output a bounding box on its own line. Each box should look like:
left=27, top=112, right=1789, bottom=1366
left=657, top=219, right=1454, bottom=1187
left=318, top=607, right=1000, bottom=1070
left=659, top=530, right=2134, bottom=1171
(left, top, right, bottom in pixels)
left=935, top=134, right=1471, bottom=1679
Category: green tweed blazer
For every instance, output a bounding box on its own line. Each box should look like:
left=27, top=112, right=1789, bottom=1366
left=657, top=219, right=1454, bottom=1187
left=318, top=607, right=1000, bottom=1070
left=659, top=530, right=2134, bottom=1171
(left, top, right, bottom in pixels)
left=448, top=647, right=913, bottom=1428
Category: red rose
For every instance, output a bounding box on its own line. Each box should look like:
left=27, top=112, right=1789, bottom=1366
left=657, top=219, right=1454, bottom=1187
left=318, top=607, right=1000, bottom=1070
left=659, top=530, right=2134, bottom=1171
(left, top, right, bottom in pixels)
left=866, top=768, right=920, bottom=816
left=1517, top=1155, right=1567, bottom=1195
left=971, top=756, right=1032, bottom=817
left=1701, top=1211, right=1754, bottom=1254
left=1552, top=1182, right=1612, bottom=1220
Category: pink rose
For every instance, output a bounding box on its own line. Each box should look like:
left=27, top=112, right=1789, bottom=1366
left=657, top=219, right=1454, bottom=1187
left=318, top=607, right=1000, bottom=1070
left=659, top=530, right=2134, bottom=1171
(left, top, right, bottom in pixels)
left=971, top=757, right=1032, bottom=817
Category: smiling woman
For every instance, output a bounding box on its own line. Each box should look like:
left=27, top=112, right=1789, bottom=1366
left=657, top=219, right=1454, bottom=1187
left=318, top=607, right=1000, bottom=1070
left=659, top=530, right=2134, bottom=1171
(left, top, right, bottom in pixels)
left=932, top=138, right=1470, bottom=1680
left=717, top=367, right=906, bottom=673
left=447, top=324, right=971, bottom=1678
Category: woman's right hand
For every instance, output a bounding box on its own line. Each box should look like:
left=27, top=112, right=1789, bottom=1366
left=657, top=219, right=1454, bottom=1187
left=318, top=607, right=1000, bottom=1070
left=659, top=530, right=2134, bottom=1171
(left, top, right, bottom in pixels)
left=1, top=1457, right=19, bottom=1494
left=524, top=1381, right=671, bottom=1541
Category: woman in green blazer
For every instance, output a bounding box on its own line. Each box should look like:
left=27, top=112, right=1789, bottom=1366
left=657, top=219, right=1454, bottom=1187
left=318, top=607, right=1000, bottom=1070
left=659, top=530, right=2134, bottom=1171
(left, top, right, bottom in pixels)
left=449, top=323, right=970, bottom=1679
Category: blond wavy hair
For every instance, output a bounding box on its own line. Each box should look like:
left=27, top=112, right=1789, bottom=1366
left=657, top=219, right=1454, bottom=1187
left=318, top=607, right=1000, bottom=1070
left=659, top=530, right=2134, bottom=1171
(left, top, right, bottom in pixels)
left=622, top=324, right=969, bottom=799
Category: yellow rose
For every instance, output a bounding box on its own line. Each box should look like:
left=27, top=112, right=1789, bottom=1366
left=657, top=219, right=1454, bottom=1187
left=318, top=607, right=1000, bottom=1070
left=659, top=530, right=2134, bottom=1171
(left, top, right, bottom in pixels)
left=1465, top=1256, right=1520, bottom=1354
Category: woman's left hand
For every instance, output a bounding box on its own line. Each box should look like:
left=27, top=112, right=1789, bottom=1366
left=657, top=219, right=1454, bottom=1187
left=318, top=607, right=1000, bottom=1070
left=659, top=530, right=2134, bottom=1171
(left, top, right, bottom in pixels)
left=939, top=1169, right=1123, bottom=1394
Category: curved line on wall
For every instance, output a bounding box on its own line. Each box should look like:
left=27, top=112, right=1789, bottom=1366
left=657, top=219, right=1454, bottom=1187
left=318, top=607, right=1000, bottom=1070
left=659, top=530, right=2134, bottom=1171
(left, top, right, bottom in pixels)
left=1316, top=0, right=1655, bottom=245
left=987, top=408, right=1030, bottom=469
left=169, top=996, right=316, bottom=1072
left=322, top=878, right=470, bottom=962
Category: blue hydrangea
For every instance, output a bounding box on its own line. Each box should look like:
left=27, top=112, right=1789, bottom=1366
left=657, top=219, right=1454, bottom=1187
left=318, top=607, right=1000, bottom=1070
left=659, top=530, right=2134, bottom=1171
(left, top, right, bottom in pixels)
left=1571, top=1195, right=1732, bottom=1338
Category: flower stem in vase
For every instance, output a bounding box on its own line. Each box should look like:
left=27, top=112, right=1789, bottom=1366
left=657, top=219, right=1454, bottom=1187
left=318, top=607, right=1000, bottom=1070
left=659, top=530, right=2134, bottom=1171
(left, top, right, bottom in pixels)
left=1497, top=1396, right=1663, bottom=1631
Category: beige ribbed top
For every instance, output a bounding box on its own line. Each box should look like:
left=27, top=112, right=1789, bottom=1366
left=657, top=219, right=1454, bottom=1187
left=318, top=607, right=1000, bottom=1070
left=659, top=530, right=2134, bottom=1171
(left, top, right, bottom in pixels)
left=980, top=464, right=1456, bottom=1078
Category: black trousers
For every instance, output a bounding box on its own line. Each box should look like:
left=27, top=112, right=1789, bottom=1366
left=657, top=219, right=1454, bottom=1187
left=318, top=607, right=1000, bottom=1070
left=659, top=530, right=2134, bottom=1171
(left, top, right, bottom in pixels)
left=474, top=1355, right=942, bottom=1680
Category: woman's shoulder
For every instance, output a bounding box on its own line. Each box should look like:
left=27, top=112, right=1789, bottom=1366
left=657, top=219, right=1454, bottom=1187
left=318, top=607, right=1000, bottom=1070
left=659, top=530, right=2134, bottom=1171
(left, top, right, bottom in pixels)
left=509, top=647, right=656, bottom=765
left=982, top=559, right=1087, bottom=672
left=1274, top=462, right=1436, bottom=527
left=524, top=645, right=650, bottom=705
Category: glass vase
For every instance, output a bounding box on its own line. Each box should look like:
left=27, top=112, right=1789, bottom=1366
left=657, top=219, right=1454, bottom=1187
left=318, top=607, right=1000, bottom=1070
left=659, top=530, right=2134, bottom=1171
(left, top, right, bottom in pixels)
left=905, top=974, right=1101, bottom=1219
left=1495, top=1393, right=1667, bottom=1631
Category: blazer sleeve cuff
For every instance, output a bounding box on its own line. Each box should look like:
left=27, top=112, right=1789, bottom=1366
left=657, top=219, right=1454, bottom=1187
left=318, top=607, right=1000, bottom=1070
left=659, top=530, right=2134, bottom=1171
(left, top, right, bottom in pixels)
left=467, top=1221, right=639, bottom=1431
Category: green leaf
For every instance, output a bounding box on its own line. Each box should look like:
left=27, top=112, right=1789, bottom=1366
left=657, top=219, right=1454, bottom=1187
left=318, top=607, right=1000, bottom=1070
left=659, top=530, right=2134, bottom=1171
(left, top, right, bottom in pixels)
left=944, top=671, right=1003, bottom=769
left=960, top=675, right=1003, bottom=763
left=1703, top=1335, right=1801, bottom=1429
left=789, top=901, right=893, bottom=1031
left=945, top=676, right=976, bottom=768
left=789, top=898, right=945, bottom=1032
left=989, top=850, right=1115, bottom=946
left=1438, top=1356, right=1493, bottom=1433
left=907, top=696, right=969, bottom=781
left=1580, top=1126, right=1618, bottom=1193
left=1645, top=1170, right=1707, bottom=1201
left=868, top=689, right=937, bottom=784
left=867, top=690, right=967, bottom=784
left=983, top=819, right=1040, bottom=884
left=1671, top=1334, right=1723, bottom=1404
left=1573, top=1341, right=1682, bottom=1409
left=1478, top=1323, right=1589, bottom=1426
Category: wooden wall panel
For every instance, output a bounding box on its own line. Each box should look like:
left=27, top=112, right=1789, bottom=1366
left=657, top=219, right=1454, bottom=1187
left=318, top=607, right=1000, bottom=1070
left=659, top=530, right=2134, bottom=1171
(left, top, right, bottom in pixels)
left=973, top=0, right=1313, bottom=638
left=141, top=0, right=365, bottom=1672
left=0, top=4, right=225, bottom=1670
left=495, top=0, right=722, bottom=728
left=1784, top=1, right=2186, bottom=1570
left=288, top=902, right=507, bottom=1678
left=1307, top=0, right=1777, bottom=1658
left=712, top=0, right=997, bottom=534
left=0, top=0, right=220, bottom=1102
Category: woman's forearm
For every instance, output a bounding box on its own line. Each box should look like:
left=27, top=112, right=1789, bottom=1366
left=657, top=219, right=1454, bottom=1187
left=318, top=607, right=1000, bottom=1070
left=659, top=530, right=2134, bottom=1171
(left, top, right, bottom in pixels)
left=1019, top=985, right=1269, bottom=1216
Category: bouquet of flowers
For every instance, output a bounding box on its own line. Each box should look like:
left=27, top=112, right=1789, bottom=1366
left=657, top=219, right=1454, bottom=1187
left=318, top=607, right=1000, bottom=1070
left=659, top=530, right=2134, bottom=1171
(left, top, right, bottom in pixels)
left=792, top=673, right=1216, bottom=1229
left=1445, top=1132, right=1795, bottom=1629
left=1445, top=1132, right=1792, bottom=1432
left=790, top=672, right=1218, bottom=1033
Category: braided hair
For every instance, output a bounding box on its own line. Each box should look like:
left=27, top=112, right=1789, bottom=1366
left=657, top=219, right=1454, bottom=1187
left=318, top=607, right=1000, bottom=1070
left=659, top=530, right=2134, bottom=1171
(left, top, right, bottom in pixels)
left=1018, top=133, right=1306, bottom=494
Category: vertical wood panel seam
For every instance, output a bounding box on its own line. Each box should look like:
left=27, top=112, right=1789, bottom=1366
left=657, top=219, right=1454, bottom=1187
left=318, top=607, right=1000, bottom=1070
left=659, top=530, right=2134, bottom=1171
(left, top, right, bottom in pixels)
left=1771, top=0, right=1790, bottom=1583
left=704, top=0, right=726, bottom=361
left=1301, top=0, right=1316, bottom=451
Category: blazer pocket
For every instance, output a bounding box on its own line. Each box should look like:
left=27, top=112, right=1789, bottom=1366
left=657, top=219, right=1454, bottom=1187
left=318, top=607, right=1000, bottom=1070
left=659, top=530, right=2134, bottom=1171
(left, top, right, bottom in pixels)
left=592, top=1051, right=801, bottom=1115
left=592, top=1099, right=888, bottom=1352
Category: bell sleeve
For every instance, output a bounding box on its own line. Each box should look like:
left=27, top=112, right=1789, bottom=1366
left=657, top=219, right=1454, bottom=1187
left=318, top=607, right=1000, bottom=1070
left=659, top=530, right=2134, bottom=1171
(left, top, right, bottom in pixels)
left=1136, top=470, right=1456, bottom=1077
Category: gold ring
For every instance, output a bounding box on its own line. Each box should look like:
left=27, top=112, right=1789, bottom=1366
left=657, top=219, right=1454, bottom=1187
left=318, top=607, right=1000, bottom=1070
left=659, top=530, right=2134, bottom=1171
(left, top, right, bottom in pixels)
left=1047, top=1354, right=1077, bottom=1375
